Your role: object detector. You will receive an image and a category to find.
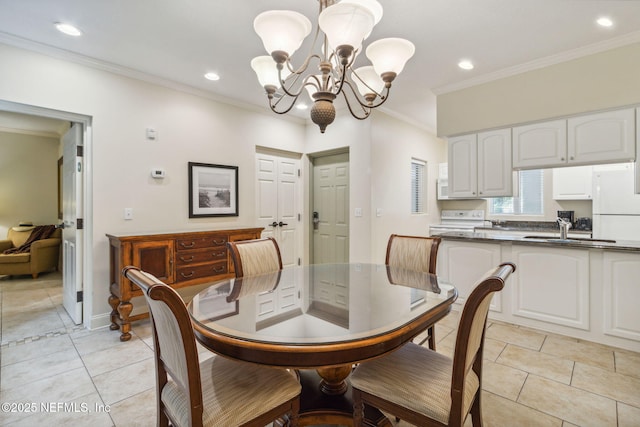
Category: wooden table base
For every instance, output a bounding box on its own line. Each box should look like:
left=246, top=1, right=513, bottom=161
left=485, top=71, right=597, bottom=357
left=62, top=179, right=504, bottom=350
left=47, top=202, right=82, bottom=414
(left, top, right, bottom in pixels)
left=297, top=370, right=392, bottom=427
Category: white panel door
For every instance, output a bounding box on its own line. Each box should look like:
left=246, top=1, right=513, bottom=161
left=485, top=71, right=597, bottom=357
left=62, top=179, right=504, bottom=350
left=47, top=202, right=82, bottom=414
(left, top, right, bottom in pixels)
left=256, top=152, right=301, bottom=268
left=312, top=154, right=349, bottom=264
left=62, top=123, right=83, bottom=324
left=602, top=252, right=640, bottom=341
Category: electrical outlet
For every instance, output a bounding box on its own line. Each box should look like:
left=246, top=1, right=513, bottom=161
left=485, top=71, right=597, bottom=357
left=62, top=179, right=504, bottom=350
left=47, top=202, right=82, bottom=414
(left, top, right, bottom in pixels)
left=124, top=208, right=133, bottom=220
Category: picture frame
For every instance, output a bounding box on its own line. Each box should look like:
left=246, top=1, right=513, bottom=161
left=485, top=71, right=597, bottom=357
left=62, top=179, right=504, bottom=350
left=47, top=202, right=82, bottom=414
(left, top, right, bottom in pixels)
left=188, top=162, right=239, bottom=218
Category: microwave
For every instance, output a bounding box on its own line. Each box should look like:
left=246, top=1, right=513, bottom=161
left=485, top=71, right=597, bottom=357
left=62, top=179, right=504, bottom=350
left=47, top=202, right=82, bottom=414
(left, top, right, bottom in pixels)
left=437, top=179, right=449, bottom=200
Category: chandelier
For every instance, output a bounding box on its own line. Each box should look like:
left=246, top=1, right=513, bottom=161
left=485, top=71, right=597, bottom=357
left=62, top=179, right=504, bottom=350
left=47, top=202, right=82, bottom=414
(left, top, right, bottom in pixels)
left=250, top=0, right=415, bottom=133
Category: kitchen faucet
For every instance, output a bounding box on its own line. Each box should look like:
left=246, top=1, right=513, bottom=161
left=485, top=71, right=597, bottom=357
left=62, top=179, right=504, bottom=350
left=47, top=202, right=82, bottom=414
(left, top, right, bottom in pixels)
left=557, top=217, right=572, bottom=240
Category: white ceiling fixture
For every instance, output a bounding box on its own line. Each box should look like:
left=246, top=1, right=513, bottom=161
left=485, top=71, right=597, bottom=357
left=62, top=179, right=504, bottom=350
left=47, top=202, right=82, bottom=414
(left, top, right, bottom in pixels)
left=204, top=72, right=220, bottom=81
left=597, top=17, right=613, bottom=28
left=250, top=0, right=414, bottom=133
left=54, top=22, right=82, bottom=36
left=458, top=60, right=474, bottom=70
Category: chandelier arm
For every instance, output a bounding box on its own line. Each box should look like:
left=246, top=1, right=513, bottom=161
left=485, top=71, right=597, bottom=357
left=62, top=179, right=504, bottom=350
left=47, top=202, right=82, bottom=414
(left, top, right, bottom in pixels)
left=279, top=55, right=322, bottom=98
left=342, top=80, right=392, bottom=109
left=269, top=93, right=301, bottom=115
left=340, top=90, right=371, bottom=120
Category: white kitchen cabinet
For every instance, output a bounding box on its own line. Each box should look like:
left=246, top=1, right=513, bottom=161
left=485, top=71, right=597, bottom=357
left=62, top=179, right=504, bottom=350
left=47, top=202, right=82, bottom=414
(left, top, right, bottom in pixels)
left=436, top=240, right=502, bottom=312
left=448, top=134, right=477, bottom=198
left=448, top=129, right=512, bottom=198
left=513, top=119, right=567, bottom=169
left=568, top=108, right=635, bottom=165
left=636, top=108, right=640, bottom=195
left=552, top=165, right=593, bottom=200
left=511, top=245, right=589, bottom=330
left=477, top=129, right=513, bottom=197
left=602, top=251, right=640, bottom=341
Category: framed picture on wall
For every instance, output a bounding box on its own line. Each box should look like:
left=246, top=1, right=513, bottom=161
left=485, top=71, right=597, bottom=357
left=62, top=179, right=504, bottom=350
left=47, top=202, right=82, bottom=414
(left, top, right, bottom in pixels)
left=188, top=162, right=239, bottom=218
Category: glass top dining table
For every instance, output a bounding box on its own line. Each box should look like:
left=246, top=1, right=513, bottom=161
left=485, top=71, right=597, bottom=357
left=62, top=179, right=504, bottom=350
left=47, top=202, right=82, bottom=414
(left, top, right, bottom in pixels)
left=188, top=263, right=457, bottom=426
left=189, top=262, right=456, bottom=368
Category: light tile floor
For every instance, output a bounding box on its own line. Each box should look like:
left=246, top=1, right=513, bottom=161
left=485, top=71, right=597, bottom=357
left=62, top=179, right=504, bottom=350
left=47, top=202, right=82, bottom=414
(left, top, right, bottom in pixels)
left=1, top=273, right=639, bottom=426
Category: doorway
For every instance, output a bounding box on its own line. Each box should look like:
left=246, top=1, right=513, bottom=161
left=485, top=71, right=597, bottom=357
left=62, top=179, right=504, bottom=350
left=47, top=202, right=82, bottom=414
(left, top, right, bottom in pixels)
left=0, top=100, right=92, bottom=327
left=311, top=152, right=350, bottom=264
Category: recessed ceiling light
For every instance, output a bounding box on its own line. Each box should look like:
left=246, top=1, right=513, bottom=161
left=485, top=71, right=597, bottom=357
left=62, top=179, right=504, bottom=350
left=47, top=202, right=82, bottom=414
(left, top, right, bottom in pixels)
left=597, top=17, right=613, bottom=27
left=55, top=22, right=82, bottom=36
left=458, top=60, right=474, bottom=70
left=204, top=72, right=220, bottom=81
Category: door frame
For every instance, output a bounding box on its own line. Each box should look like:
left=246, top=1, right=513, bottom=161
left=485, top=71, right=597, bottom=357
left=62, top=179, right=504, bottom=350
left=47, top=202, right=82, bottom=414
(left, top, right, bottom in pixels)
left=0, top=99, right=93, bottom=329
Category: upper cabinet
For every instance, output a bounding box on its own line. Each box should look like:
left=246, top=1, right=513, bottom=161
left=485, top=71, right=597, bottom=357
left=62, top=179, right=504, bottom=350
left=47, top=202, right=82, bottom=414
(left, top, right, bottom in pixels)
left=568, top=108, right=635, bottom=165
left=448, top=129, right=512, bottom=198
left=513, top=109, right=636, bottom=170
left=513, top=120, right=567, bottom=168
left=552, top=165, right=593, bottom=200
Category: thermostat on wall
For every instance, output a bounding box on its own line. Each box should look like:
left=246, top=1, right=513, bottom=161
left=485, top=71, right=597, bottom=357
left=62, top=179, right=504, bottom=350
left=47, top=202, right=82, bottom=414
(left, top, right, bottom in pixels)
left=151, top=168, right=165, bottom=179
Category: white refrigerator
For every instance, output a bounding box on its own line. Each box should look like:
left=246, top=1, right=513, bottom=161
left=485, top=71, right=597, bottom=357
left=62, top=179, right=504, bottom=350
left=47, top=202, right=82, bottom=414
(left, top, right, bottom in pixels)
left=592, top=163, right=640, bottom=241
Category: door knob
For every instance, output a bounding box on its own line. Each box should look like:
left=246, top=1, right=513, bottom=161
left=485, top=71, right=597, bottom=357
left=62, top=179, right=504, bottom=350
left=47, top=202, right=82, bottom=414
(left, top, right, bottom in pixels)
left=278, top=221, right=288, bottom=227
left=270, top=221, right=278, bottom=227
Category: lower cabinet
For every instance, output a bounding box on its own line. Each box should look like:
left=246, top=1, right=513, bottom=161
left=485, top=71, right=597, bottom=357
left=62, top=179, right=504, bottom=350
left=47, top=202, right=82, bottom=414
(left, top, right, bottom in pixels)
left=107, top=227, right=263, bottom=341
left=437, top=240, right=502, bottom=312
left=511, top=246, right=589, bottom=330
left=602, top=251, right=640, bottom=341
left=437, top=238, right=640, bottom=352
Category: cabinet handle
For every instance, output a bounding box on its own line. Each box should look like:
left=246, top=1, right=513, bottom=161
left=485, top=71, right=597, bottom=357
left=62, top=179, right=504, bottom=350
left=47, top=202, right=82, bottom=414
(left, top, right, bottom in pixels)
left=212, top=252, right=225, bottom=257
left=180, top=241, right=195, bottom=248
left=212, top=239, right=226, bottom=245
left=212, top=266, right=225, bottom=273
left=179, top=256, right=194, bottom=262
left=180, top=271, right=195, bottom=278
left=570, top=156, right=574, bottom=160
left=560, top=157, right=565, bottom=161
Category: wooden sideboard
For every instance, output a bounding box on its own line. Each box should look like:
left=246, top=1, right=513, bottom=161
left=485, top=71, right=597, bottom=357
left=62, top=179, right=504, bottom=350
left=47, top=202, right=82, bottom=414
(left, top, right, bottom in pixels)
left=107, top=227, right=263, bottom=341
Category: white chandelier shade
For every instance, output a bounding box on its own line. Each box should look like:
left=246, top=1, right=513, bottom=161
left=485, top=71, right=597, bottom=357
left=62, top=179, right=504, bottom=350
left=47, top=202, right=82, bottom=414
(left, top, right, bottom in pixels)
left=318, top=3, right=375, bottom=53
left=353, top=66, right=385, bottom=97
left=253, top=10, right=312, bottom=57
left=250, top=56, right=291, bottom=88
left=250, top=0, right=415, bottom=133
left=366, top=38, right=416, bottom=76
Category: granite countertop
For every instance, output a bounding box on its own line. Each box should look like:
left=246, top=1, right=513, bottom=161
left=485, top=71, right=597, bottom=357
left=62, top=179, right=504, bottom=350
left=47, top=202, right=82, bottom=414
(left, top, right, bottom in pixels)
left=438, top=231, right=640, bottom=252
left=474, top=220, right=592, bottom=235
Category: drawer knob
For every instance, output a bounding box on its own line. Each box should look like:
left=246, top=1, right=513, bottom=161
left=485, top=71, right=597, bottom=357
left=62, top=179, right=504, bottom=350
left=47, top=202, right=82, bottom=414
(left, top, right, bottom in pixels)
left=180, top=271, right=195, bottom=278
left=180, top=242, right=195, bottom=248
left=213, top=239, right=226, bottom=245
left=180, top=256, right=195, bottom=262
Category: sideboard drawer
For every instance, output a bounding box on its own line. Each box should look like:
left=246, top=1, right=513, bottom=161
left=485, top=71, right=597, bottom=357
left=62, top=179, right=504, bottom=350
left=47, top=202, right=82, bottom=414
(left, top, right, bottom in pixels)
left=176, top=261, right=228, bottom=282
left=176, top=248, right=227, bottom=265
left=176, top=235, right=228, bottom=251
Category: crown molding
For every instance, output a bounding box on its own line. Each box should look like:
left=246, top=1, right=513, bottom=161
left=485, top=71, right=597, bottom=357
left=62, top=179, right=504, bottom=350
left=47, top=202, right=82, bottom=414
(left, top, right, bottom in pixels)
left=432, top=30, right=640, bottom=95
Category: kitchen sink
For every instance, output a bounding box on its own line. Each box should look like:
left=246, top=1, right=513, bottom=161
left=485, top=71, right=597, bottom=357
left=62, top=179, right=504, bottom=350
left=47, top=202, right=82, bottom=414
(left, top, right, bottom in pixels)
left=523, top=236, right=616, bottom=244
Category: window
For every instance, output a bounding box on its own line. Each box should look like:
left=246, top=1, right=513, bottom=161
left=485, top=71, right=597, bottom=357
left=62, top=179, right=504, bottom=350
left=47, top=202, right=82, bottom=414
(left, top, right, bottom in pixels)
left=411, top=159, right=426, bottom=214
left=490, top=169, right=543, bottom=215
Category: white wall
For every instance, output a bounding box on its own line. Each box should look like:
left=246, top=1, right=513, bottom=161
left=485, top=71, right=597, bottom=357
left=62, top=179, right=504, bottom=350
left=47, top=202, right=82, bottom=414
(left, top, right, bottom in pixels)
left=0, top=131, right=59, bottom=237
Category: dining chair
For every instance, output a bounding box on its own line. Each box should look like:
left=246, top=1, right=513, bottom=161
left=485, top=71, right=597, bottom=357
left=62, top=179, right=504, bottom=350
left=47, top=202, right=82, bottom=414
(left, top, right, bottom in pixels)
left=350, top=262, right=516, bottom=427
left=386, top=234, right=442, bottom=349
left=123, top=265, right=301, bottom=427
left=227, top=237, right=283, bottom=278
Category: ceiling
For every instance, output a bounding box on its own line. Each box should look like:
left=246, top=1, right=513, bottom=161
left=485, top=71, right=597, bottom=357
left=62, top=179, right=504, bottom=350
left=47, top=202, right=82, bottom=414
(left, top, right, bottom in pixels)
left=1, top=0, right=640, bottom=134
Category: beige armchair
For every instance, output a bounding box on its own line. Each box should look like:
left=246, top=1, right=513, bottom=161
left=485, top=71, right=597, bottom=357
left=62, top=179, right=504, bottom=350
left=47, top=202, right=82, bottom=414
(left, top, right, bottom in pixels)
left=0, top=226, right=61, bottom=279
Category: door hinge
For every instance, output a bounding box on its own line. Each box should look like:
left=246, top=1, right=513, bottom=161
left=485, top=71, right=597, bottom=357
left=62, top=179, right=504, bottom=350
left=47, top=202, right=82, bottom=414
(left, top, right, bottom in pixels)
left=77, top=291, right=83, bottom=303
left=76, top=146, right=84, bottom=157
left=298, top=257, right=301, bottom=266
left=298, top=213, right=301, bottom=221
left=298, top=168, right=301, bottom=177
left=77, top=218, right=84, bottom=230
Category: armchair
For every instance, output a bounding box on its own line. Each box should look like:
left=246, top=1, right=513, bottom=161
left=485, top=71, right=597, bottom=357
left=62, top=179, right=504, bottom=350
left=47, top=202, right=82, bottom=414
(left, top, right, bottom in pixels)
left=0, top=226, right=61, bottom=279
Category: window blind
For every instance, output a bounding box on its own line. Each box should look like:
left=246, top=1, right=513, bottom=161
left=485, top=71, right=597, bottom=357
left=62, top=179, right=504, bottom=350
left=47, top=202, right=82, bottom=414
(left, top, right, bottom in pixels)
left=411, top=159, right=426, bottom=214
